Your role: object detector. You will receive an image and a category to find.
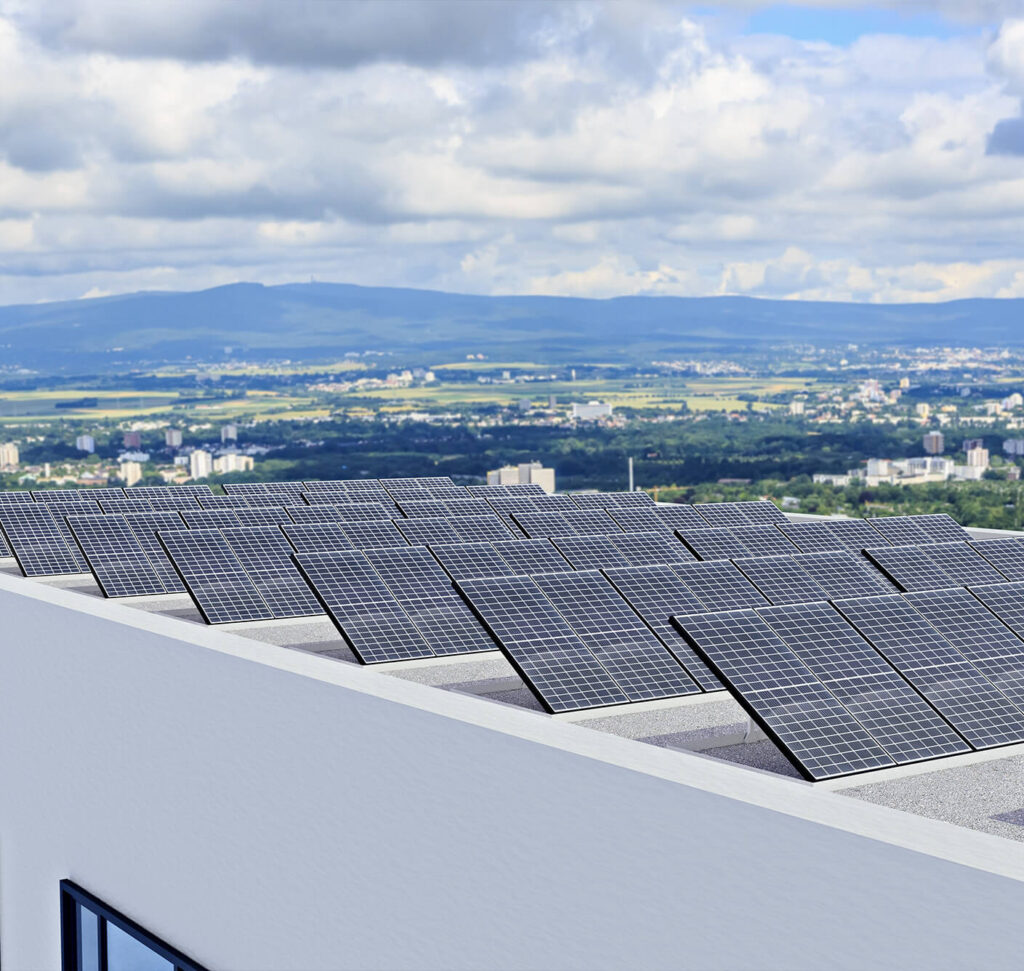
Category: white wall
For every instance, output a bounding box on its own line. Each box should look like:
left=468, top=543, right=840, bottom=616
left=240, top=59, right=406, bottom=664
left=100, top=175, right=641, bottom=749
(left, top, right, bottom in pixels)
left=2, top=576, right=1024, bottom=970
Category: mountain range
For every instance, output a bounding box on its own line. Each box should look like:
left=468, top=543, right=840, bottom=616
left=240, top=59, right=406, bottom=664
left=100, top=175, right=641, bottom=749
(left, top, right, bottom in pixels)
left=1, top=281, right=1021, bottom=371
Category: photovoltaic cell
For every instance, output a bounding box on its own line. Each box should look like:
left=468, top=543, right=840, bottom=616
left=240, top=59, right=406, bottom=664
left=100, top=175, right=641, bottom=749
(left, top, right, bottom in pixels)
left=441, top=499, right=497, bottom=518
left=911, top=514, right=971, bottom=543
left=732, top=525, right=799, bottom=557
left=550, top=535, right=631, bottom=570
left=121, top=512, right=188, bottom=592
left=607, top=531, right=695, bottom=566
left=600, top=565, right=723, bottom=689
left=180, top=509, right=242, bottom=529
left=64, top=514, right=164, bottom=597
left=861, top=546, right=956, bottom=592
left=327, top=502, right=393, bottom=521
left=0, top=504, right=88, bottom=575
left=157, top=528, right=274, bottom=624
left=778, top=521, right=846, bottom=553
left=673, top=559, right=770, bottom=611
left=293, top=550, right=434, bottom=663
left=904, top=587, right=1024, bottom=711
left=280, top=522, right=355, bottom=553
left=361, top=546, right=494, bottom=656
left=428, top=542, right=516, bottom=582
left=512, top=512, right=583, bottom=538
left=137, top=494, right=202, bottom=511
left=693, top=503, right=754, bottom=527
left=832, top=595, right=1024, bottom=749
left=455, top=574, right=630, bottom=712
left=286, top=504, right=347, bottom=523
left=491, top=538, right=571, bottom=575
left=917, top=542, right=1006, bottom=586
left=394, top=517, right=462, bottom=546
left=36, top=497, right=102, bottom=514
left=970, top=540, right=1024, bottom=582
left=221, top=526, right=324, bottom=619
left=676, top=527, right=751, bottom=561
left=791, top=550, right=896, bottom=599
left=563, top=510, right=621, bottom=535
left=531, top=570, right=699, bottom=701
left=232, top=507, right=290, bottom=527
left=607, top=509, right=674, bottom=534
left=731, top=555, right=832, bottom=605
left=867, top=516, right=933, bottom=546
left=447, top=515, right=514, bottom=542
left=0, top=491, right=33, bottom=503
left=672, top=609, right=895, bottom=781
left=757, top=602, right=969, bottom=763
left=735, top=500, right=788, bottom=524
left=653, top=505, right=708, bottom=530
left=969, top=582, right=1024, bottom=642
left=395, top=499, right=449, bottom=518
left=99, top=498, right=156, bottom=515
left=339, top=519, right=409, bottom=549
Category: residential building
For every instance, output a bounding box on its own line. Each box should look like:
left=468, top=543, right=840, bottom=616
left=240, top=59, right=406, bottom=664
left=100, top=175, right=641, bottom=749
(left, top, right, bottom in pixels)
left=75, top=435, right=95, bottom=454
left=123, top=432, right=142, bottom=449
left=789, top=399, right=805, bottom=416
left=221, top=424, right=238, bottom=443
left=213, top=453, right=254, bottom=474
left=0, top=442, right=19, bottom=468
left=923, top=431, right=944, bottom=455
left=915, top=403, right=931, bottom=420
left=119, top=461, right=143, bottom=487
left=570, top=401, right=613, bottom=420
left=189, top=449, right=213, bottom=480
left=165, top=428, right=183, bottom=448
left=1004, top=439, right=1024, bottom=457
left=486, top=461, right=556, bottom=493
left=966, top=447, right=990, bottom=469
left=963, top=438, right=984, bottom=453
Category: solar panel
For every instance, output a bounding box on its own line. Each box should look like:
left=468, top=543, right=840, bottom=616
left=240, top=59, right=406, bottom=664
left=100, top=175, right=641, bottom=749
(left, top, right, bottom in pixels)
left=672, top=560, right=770, bottom=611
left=505, top=482, right=546, bottom=495
left=550, top=535, right=631, bottom=570
left=467, top=484, right=509, bottom=496
left=300, top=491, right=364, bottom=505
left=220, top=526, right=324, bottom=619
left=735, top=500, right=788, bottom=524
left=911, top=514, right=971, bottom=543
left=563, top=510, right=620, bottom=534
left=138, top=493, right=202, bottom=512
left=791, top=550, right=896, bottom=599
left=731, top=555, right=833, bottom=605
left=129, top=484, right=213, bottom=497
left=361, top=546, right=494, bottom=656
left=0, top=504, right=88, bottom=575
left=33, top=487, right=125, bottom=502
left=441, top=499, right=497, bottom=518
left=781, top=519, right=885, bottom=554
left=428, top=542, right=516, bottom=582
left=607, top=531, right=694, bottom=566
left=394, top=517, right=462, bottom=546
left=672, top=609, right=895, bottom=781
left=607, top=509, right=674, bottom=534
left=395, top=499, right=449, bottom=518
left=280, top=522, right=355, bottom=553
left=601, top=565, right=723, bottom=690
left=66, top=515, right=168, bottom=598
left=867, top=516, right=933, bottom=546
left=331, top=502, right=393, bottom=521
left=569, top=491, right=654, bottom=509
left=293, top=550, right=434, bottom=663
left=303, top=478, right=382, bottom=494
left=732, top=525, right=798, bottom=557
left=758, top=602, right=969, bottom=764
left=199, top=494, right=285, bottom=508
left=832, top=595, right=1024, bottom=749
left=531, top=570, right=699, bottom=701
left=229, top=507, right=290, bottom=527
left=917, top=542, right=1006, bottom=586
left=970, top=540, right=1024, bottom=581
left=339, top=520, right=409, bottom=549
left=693, top=502, right=754, bottom=527
left=157, top=528, right=274, bottom=624
left=676, top=527, right=751, bottom=561
left=491, top=538, right=571, bottom=575
left=861, top=546, right=956, bottom=592
left=121, top=512, right=188, bottom=593
left=0, top=491, right=33, bottom=503
left=511, top=512, right=582, bottom=538
left=34, top=497, right=103, bottom=514
left=286, top=504, right=346, bottom=523
left=447, top=515, right=515, bottom=542
left=653, top=504, right=708, bottom=530
left=455, top=574, right=631, bottom=712
left=905, top=588, right=1024, bottom=711
left=99, top=497, right=155, bottom=515
left=969, top=582, right=1024, bottom=641
left=223, top=481, right=305, bottom=499
left=382, top=486, right=434, bottom=502
left=180, top=509, right=242, bottom=529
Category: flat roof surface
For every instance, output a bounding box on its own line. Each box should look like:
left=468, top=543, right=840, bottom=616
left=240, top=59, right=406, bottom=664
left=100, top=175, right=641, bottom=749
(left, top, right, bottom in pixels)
left=10, top=515, right=1024, bottom=846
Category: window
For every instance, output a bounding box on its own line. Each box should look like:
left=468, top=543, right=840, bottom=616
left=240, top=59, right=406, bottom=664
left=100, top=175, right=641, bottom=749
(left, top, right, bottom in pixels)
left=60, top=881, right=207, bottom=971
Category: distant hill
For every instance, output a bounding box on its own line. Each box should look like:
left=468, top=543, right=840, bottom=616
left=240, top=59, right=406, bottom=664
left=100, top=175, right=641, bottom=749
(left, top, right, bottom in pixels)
left=0, top=281, right=1022, bottom=370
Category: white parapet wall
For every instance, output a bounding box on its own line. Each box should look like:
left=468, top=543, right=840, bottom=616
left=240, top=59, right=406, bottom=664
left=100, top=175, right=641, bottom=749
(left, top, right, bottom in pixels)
left=2, top=572, right=1024, bottom=969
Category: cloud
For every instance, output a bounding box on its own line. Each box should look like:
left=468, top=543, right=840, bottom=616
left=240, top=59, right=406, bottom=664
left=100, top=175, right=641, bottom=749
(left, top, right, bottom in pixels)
left=2, top=1, right=1024, bottom=305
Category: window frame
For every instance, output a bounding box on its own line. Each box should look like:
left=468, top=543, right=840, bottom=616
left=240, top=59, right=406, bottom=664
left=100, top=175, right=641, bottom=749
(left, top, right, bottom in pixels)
left=60, top=880, right=208, bottom=971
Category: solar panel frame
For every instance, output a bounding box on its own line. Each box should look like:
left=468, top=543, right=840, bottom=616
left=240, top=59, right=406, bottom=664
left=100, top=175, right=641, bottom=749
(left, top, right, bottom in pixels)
left=757, top=601, right=969, bottom=765
left=293, top=550, right=435, bottom=663
left=66, top=514, right=173, bottom=598
left=156, top=528, right=275, bottom=624
left=832, top=594, right=1024, bottom=749
left=220, top=526, right=325, bottom=619
left=672, top=609, right=896, bottom=781
left=454, top=574, right=631, bottom=713
left=861, top=545, right=957, bottom=592
left=600, top=565, right=723, bottom=690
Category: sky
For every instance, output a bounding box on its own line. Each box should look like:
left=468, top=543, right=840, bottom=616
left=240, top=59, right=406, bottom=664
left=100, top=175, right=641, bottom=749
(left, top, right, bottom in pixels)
left=2, top=0, right=1024, bottom=305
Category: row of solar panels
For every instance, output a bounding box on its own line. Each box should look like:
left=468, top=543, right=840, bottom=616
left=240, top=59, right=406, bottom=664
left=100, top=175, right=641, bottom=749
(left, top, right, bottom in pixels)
left=674, top=586, right=1024, bottom=782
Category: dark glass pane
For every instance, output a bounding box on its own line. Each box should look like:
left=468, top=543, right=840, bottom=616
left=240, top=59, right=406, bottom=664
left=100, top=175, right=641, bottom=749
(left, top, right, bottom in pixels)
left=78, top=906, right=100, bottom=971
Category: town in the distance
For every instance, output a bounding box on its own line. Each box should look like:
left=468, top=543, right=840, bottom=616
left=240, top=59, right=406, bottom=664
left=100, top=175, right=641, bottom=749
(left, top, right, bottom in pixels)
left=2, top=340, right=1024, bottom=530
